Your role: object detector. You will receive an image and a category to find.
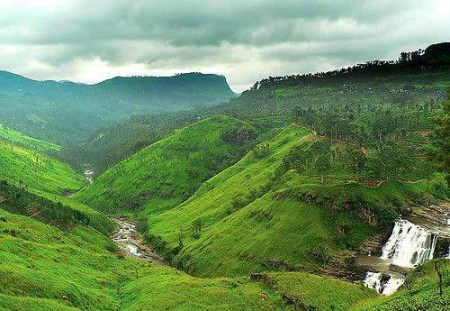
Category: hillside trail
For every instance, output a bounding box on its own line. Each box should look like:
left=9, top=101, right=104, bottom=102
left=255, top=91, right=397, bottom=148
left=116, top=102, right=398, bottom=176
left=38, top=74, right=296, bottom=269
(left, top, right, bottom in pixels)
left=111, top=217, right=165, bottom=264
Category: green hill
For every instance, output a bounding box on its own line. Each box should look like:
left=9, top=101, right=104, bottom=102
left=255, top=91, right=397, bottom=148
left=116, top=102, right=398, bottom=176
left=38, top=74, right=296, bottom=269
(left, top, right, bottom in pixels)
left=2, top=43, right=449, bottom=310
left=76, top=115, right=257, bottom=214
left=0, top=124, right=60, bottom=153
left=0, top=208, right=277, bottom=310
left=0, top=71, right=236, bottom=146
left=0, top=128, right=85, bottom=194
left=143, top=124, right=449, bottom=277
left=57, top=43, right=450, bottom=174
left=0, top=204, right=378, bottom=311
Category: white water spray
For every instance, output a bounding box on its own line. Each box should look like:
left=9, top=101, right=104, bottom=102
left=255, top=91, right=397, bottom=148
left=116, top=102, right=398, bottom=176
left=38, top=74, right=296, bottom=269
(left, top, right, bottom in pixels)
left=363, top=272, right=404, bottom=295
left=363, top=219, right=438, bottom=295
left=380, top=219, right=437, bottom=268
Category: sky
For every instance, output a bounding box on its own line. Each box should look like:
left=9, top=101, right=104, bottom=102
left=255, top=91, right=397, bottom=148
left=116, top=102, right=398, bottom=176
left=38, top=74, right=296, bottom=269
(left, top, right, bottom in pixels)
left=0, top=0, right=449, bottom=92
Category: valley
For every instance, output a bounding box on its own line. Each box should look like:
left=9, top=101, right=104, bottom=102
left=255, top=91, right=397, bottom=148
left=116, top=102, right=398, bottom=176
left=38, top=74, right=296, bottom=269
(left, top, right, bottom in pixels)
left=1, top=42, right=450, bottom=310
left=111, top=217, right=164, bottom=264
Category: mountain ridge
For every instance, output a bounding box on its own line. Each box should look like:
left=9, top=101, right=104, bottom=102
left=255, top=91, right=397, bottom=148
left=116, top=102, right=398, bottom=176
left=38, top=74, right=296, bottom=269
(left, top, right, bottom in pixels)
left=0, top=71, right=236, bottom=145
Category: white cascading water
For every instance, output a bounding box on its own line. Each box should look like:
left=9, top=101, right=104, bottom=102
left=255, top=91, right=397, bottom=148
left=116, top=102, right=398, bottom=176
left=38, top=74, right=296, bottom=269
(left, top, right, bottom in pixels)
left=380, top=219, right=437, bottom=268
left=363, top=272, right=405, bottom=296
left=363, top=219, right=437, bottom=295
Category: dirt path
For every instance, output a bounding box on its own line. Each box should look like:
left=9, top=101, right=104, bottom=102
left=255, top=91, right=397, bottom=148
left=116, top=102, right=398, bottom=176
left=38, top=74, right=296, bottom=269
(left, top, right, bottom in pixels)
left=111, top=217, right=164, bottom=264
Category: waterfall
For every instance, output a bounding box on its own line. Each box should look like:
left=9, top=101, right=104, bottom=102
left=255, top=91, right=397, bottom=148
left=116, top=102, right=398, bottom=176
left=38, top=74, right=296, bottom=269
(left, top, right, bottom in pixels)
left=364, top=272, right=405, bottom=295
left=380, top=219, right=437, bottom=268
left=84, top=169, right=94, bottom=184
left=363, top=219, right=438, bottom=295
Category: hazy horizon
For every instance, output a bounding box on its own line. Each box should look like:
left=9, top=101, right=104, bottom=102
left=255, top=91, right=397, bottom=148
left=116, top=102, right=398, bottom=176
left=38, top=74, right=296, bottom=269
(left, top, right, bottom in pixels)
left=1, top=0, right=449, bottom=92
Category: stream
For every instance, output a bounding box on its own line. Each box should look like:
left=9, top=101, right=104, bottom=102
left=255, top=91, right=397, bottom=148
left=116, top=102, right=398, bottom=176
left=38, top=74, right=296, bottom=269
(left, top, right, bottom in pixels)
left=111, top=218, right=164, bottom=264
left=84, top=168, right=94, bottom=184
left=108, top=201, right=448, bottom=295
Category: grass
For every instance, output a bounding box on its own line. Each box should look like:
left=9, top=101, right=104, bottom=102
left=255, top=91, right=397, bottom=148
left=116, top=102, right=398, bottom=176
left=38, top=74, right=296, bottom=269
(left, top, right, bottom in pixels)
left=120, top=268, right=282, bottom=311
left=76, top=115, right=257, bottom=214
left=264, top=272, right=377, bottom=311
left=0, top=208, right=288, bottom=310
left=0, top=209, right=120, bottom=310
left=0, top=137, right=85, bottom=194
left=0, top=123, right=60, bottom=153
left=1, top=205, right=383, bottom=311
left=354, top=259, right=450, bottom=310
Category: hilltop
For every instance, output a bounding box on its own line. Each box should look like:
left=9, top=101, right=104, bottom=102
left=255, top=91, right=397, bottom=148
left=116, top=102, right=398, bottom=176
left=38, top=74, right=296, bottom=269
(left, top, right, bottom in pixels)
left=66, top=43, right=450, bottom=173
left=0, top=71, right=236, bottom=145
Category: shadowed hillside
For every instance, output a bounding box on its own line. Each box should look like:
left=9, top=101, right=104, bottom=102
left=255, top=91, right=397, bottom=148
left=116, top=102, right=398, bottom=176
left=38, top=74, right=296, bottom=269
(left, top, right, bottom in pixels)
left=0, top=71, right=236, bottom=145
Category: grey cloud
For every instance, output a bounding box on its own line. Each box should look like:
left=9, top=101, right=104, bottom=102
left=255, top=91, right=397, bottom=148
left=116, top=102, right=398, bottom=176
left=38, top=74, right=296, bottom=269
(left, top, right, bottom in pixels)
left=0, top=0, right=448, bottom=91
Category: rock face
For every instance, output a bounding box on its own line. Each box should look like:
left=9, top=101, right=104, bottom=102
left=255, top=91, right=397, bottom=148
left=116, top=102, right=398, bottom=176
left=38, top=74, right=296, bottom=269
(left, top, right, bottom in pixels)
left=359, top=232, right=391, bottom=257
left=410, top=203, right=450, bottom=228
left=434, top=237, right=450, bottom=258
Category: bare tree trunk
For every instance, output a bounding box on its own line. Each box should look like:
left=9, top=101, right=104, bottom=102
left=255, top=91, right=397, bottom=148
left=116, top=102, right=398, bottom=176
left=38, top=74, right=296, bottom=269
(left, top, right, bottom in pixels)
left=434, top=262, right=443, bottom=298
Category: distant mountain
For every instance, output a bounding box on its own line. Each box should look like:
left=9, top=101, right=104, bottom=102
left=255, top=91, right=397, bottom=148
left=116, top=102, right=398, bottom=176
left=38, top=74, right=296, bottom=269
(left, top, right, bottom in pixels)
left=67, top=42, right=450, bottom=172
left=0, top=71, right=236, bottom=145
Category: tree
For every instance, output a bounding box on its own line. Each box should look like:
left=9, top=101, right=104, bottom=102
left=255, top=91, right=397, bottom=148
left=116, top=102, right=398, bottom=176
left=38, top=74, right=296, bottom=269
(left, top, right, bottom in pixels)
left=191, top=218, right=202, bottom=239
left=315, top=154, right=331, bottom=183
left=349, top=148, right=366, bottom=180
left=434, top=261, right=443, bottom=298
left=432, top=91, right=450, bottom=185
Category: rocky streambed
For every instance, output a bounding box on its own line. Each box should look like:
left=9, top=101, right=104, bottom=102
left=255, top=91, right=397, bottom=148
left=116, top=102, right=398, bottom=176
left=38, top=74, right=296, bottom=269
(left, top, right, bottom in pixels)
left=111, top=218, right=164, bottom=264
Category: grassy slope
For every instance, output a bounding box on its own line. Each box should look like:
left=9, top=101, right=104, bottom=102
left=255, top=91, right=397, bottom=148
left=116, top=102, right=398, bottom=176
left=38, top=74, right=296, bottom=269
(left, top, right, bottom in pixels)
left=0, top=129, right=85, bottom=194
left=0, top=126, right=109, bottom=233
left=146, top=125, right=449, bottom=277
left=76, top=115, right=256, bottom=214
left=265, top=272, right=376, bottom=311
left=355, top=259, right=450, bottom=311
left=149, top=125, right=373, bottom=276
left=0, top=207, right=377, bottom=311
left=0, top=208, right=285, bottom=311
left=0, top=124, right=60, bottom=153
left=148, top=125, right=311, bottom=246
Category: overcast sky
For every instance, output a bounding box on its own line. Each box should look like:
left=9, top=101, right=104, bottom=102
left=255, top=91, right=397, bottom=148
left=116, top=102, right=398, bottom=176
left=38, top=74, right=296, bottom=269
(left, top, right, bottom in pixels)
left=0, top=0, right=449, bottom=92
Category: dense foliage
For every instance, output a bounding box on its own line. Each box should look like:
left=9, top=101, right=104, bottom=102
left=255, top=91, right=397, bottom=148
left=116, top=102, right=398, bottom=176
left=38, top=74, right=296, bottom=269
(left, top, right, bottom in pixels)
left=0, top=180, right=113, bottom=234
left=432, top=91, right=450, bottom=185
left=69, top=44, right=450, bottom=176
